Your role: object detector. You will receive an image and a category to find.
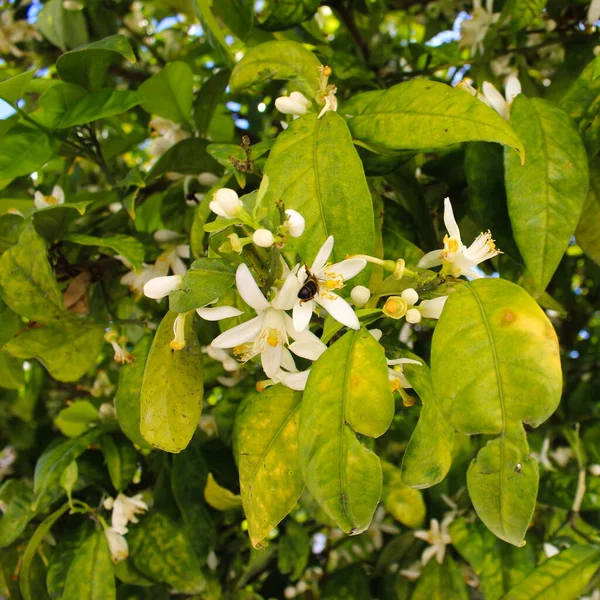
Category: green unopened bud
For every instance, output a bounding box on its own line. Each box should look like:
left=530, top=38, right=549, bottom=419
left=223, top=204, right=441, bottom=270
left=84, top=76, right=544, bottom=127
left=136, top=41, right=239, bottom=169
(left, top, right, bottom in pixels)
left=383, top=296, right=408, bottom=319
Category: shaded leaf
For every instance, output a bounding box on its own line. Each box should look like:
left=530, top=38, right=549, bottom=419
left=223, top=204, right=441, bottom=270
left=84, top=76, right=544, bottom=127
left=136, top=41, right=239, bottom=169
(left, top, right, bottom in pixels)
left=37, top=0, right=88, bottom=51
left=505, top=96, right=588, bottom=294
left=575, top=156, right=600, bottom=265
left=62, top=530, right=115, bottom=600
left=229, top=40, right=322, bottom=97
left=100, top=434, right=138, bottom=492
left=236, top=385, right=304, bottom=547
left=114, top=335, right=153, bottom=450
left=139, top=62, right=194, bottom=125
left=147, top=138, right=221, bottom=181
left=0, top=70, right=35, bottom=105
left=299, top=329, right=393, bottom=534
left=140, top=312, right=204, bottom=453
left=62, top=232, right=145, bottom=271
left=54, top=400, right=99, bottom=437
left=400, top=360, right=454, bottom=489
left=411, top=555, right=469, bottom=600
left=381, top=461, right=426, bottom=529
left=0, top=124, right=58, bottom=180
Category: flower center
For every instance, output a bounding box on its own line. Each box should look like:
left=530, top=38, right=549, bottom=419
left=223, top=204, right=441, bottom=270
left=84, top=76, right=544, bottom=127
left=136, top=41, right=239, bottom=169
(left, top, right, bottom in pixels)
left=266, top=330, right=279, bottom=347
left=45, top=194, right=59, bottom=205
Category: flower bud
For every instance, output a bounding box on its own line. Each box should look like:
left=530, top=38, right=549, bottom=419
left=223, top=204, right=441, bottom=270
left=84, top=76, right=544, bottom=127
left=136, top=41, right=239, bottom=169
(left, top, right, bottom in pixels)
left=401, top=287, right=419, bottom=306
left=275, top=91, right=311, bottom=117
left=589, top=464, right=600, bottom=477
left=253, top=228, right=275, bottom=248
left=405, top=308, right=422, bottom=324
left=105, top=528, right=129, bottom=563
left=351, top=285, right=370, bottom=307
left=284, top=209, right=305, bottom=238
left=143, top=275, right=183, bottom=300
left=170, top=313, right=188, bottom=351
left=383, top=296, right=408, bottom=319
left=209, top=188, right=243, bottom=218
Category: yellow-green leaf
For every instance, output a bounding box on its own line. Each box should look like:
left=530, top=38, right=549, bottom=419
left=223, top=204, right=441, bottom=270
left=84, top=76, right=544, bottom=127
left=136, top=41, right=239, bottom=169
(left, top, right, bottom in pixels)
left=504, top=96, right=588, bottom=295
left=140, top=311, right=204, bottom=453
left=299, top=329, right=393, bottom=534
left=381, top=461, right=425, bottom=529
left=236, top=385, right=304, bottom=547
left=204, top=473, right=242, bottom=511
left=347, top=80, right=525, bottom=161
left=229, top=40, right=322, bottom=98
left=576, top=156, right=600, bottom=266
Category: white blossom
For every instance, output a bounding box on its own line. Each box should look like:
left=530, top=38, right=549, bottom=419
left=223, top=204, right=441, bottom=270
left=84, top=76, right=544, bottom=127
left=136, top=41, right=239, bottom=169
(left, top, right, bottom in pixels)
left=209, top=188, right=244, bottom=219
left=283, top=209, right=305, bottom=238
left=143, top=274, right=183, bottom=300
left=414, top=516, right=453, bottom=566
left=588, top=0, right=600, bottom=24
left=418, top=197, right=500, bottom=278
left=149, top=116, right=189, bottom=157
left=351, top=285, right=371, bottom=307
left=480, top=75, right=521, bottom=120
left=105, top=527, right=129, bottom=563
left=275, top=91, right=312, bottom=117
left=253, top=228, right=275, bottom=248
left=387, top=358, right=422, bottom=392
left=460, top=0, right=500, bottom=55
left=292, top=236, right=366, bottom=331
left=34, top=185, right=65, bottom=210
left=103, top=493, right=148, bottom=535
left=211, top=264, right=326, bottom=378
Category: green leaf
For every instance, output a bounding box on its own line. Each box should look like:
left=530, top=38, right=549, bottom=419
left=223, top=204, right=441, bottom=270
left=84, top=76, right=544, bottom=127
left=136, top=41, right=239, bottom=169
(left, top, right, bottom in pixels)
left=0, top=70, right=35, bottom=105
left=33, top=428, right=104, bottom=507
left=37, top=0, right=88, bottom=51
left=140, top=311, right=204, bottom=453
left=59, top=460, right=78, bottom=500
left=5, top=318, right=105, bottom=382
left=321, top=565, right=371, bottom=600
left=277, top=521, right=310, bottom=580
left=114, top=335, right=153, bottom=450
left=501, top=545, right=600, bottom=600
left=504, top=96, right=589, bottom=294
left=20, top=503, right=70, bottom=600
left=195, top=68, right=231, bottom=135
left=347, top=80, right=525, bottom=161
left=147, top=138, right=222, bottom=182
left=411, top=555, right=469, bottom=600
left=169, top=258, right=236, bottom=313
left=236, top=385, right=304, bottom=547
left=38, top=86, right=141, bottom=129
left=576, top=156, right=600, bottom=265
left=431, top=279, right=562, bottom=545
left=100, top=434, right=138, bottom=492
left=504, top=0, right=547, bottom=31
left=128, top=512, right=206, bottom=593
left=561, top=55, right=600, bottom=157
left=62, top=232, right=145, bottom=271
left=400, top=359, right=454, bottom=489
left=229, top=40, right=322, bottom=97
left=62, top=530, right=116, bottom=600
left=256, top=0, right=320, bottom=30
left=171, top=441, right=216, bottom=561
left=381, top=461, right=426, bottom=529
left=262, top=112, right=375, bottom=276
left=0, top=223, right=64, bottom=322
left=299, top=329, right=393, bottom=534
left=0, top=480, right=35, bottom=548
left=139, top=62, right=194, bottom=125
left=467, top=425, right=539, bottom=548
left=56, top=34, right=136, bottom=92
left=204, top=473, right=242, bottom=510
left=54, top=400, right=99, bottom=437
left=450, top=517, right=535, bottom=600
left=0, top=124, right=58, bottom=180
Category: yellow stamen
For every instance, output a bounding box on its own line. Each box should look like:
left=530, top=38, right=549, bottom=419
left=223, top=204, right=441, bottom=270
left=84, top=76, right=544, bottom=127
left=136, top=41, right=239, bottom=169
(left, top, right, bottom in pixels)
left=383, top=296, right=408, bottom=320
left=266, top=331, right=279, bottom=347
left=45, top=195, right=59, bottom=205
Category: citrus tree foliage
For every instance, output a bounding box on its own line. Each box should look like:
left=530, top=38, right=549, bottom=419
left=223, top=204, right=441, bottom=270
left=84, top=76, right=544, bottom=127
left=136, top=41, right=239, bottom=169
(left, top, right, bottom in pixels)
left=1, top=0, right=600, bottom=598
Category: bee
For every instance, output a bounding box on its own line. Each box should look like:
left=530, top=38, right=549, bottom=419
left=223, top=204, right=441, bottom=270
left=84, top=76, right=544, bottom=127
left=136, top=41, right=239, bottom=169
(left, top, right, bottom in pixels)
left=297, top=269, right=319, bottom=302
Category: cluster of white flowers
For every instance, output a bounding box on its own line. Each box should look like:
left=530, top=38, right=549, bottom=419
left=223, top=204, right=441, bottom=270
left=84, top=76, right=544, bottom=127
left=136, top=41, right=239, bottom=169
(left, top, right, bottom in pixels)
left=33, top=185, right=65, bottom=210
left=103, top=493, right=148, bottom=563
left=0, top=10, right=41, bottom=58
left=148, top=116, right=189, bottom=157
left=459, top=75, right=521, bottom=121
left=460, top=0, right=500, bottom=55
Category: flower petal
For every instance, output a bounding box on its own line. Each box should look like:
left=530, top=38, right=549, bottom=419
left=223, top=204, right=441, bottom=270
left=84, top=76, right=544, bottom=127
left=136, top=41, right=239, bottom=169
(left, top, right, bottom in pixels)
left=482, top=81, right=509, bottom=120
left=272, top=272, right=301, bottom=310
left=51, top=185, right=65, bottom=204
left=143, top=275, right=182, bottom=299
left=292, top=299, right=314, bottom=332
left=418, top=250, right=444, bottom=269
left=443, top=197, right=461, bottom=240
left=387, top=358, right=422, bottom=366
left=281, top=348, right=298, bottom=372
left=315, top=294, right=360, bottom=330
left=326, top=258, right=366, bottom=281
left=420, top=296, right=448, bottom=319
left=196, top=305, right=243, bottom=321
left=312, top=236, right=334, bottom=273
left=211, top=315, right=263, bottom=348
left=236, top=263, right=270, bottom=311
left=261, top=343, right=283, bottom=379
left=280, top=369, right=310, bottom=391
left=289, top=341, right=326, bottom=361
left=33, top=191, right=46, bottom=209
